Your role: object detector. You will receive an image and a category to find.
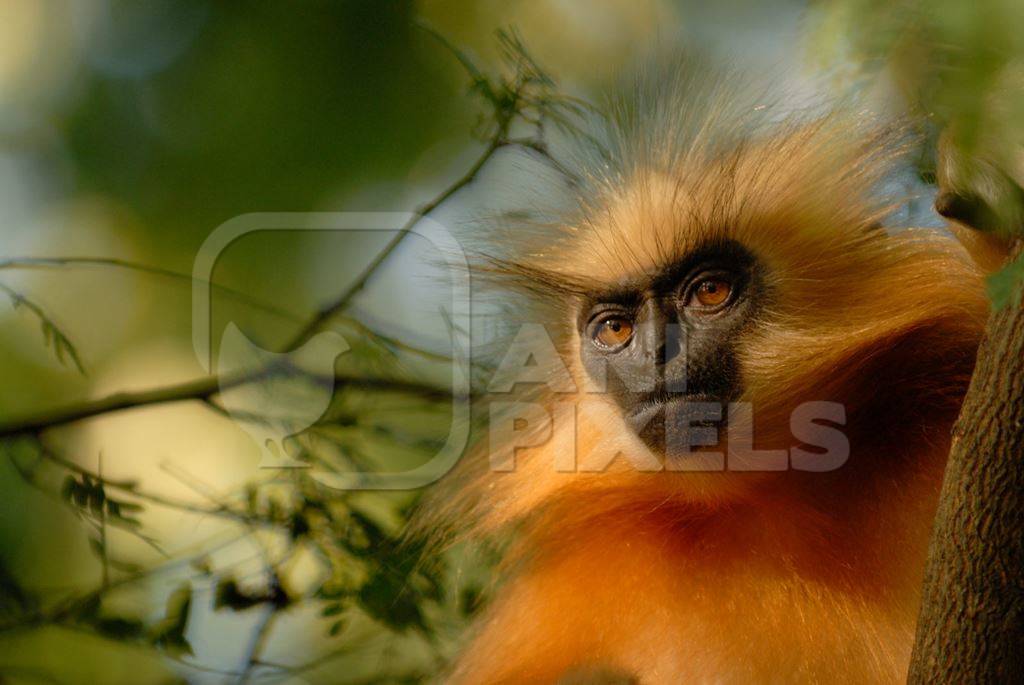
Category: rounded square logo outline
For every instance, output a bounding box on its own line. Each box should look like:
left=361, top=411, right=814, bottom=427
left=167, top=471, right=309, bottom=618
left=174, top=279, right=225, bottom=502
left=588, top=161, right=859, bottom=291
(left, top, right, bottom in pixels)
left=192, top=212, right=470, bottom=490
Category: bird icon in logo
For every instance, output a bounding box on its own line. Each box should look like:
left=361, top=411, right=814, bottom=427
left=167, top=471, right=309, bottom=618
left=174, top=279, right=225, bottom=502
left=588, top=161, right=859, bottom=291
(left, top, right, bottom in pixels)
left=217, top=322, right=350, bottom=469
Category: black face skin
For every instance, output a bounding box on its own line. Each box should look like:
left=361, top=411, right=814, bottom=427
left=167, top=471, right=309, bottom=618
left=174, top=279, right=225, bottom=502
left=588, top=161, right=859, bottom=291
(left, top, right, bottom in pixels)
left=577, top=240, right=762, bottom=456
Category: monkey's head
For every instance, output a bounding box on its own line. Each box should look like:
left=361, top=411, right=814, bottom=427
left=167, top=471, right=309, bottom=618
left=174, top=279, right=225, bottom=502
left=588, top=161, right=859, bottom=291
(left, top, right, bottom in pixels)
left=552, top=133, right=908, bottom=470
left=429, top=63, right=988, bottom=538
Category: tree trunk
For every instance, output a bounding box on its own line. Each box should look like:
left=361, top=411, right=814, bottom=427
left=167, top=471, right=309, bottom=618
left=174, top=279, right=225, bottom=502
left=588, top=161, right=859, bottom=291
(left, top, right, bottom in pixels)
left=908, top=241, right=1024, bottom=683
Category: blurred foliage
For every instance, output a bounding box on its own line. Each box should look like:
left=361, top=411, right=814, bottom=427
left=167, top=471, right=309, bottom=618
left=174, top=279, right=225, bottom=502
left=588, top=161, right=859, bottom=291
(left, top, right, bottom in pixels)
left=65, top=0, right=464, bottom=252
left=809, top=0, right=1024, bottom=135
left=809, top=0, right=1024, bottom=301
left=0, top=8, right=579, bottom=683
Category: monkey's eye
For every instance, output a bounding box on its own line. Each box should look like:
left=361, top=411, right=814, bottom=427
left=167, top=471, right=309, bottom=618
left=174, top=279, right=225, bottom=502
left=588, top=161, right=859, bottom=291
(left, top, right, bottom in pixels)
left=687, top=277, right=733, bottom=310
left=592, top=315, right=634, bottom=350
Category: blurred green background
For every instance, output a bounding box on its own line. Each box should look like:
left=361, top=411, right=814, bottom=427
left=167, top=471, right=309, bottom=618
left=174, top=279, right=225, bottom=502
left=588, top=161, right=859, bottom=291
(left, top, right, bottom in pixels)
left=0, top=1, right=1021, bottom=683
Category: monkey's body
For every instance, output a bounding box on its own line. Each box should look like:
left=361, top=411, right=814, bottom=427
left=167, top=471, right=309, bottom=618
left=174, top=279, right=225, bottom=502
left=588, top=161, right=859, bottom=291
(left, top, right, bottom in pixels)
left=451, top=437, right=955, bottom=683
left=427, top=64, right=991, bottom=684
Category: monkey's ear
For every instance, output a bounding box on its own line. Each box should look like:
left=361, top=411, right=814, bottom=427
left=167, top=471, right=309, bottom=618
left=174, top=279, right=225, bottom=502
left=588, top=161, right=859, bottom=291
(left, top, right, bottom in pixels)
left=935, top=190, right=1003, bottom=234
left=935, top=187, right=1019, bottom=273
left=934, top=127, right=1022, bottom=272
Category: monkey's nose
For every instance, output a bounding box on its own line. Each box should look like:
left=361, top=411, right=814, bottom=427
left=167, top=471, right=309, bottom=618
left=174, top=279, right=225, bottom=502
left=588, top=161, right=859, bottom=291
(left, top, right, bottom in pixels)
left=636, top=301, right=684, bottom=367
left=661, top=323, right=684, bottom=366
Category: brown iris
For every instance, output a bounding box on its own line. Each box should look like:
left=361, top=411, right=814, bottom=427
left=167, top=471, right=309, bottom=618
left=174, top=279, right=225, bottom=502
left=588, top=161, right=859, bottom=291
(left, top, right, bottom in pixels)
left=691, top=278, right=732, bottom=308
left=593, top=316, right=634, bottom=348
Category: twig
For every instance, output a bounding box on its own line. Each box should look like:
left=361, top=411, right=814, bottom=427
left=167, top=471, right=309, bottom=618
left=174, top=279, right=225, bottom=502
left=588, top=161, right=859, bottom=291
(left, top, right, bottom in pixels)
left=284, top=136, right=504, bottom=351
left=286, top=23, right=583, bottom=352
left=156, top=462, right=289, bottom=685
left=0, top=26, right=585, bottom=683
left=237, top=606, right=278, bottom=685
left=501, top=136, right=581, bottom=186
left=0, top=256, right=297, bottom=323
left=97, top=452, right=110, bottom=589
left=30, top=440, right=259, bottom=523
left=0, top=369, right=451, bottom=439
left=0, top=281, right=86, bottom=375
left=0, top=256, right=457, bottom=366
left=6, top=448, right=167, bottom=556
left=0, top=24, right=578, bottom=443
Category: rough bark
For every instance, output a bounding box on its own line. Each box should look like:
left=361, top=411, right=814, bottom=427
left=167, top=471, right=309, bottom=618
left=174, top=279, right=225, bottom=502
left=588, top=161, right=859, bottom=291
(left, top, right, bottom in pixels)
left=908, top=241, right=1024, bottom=683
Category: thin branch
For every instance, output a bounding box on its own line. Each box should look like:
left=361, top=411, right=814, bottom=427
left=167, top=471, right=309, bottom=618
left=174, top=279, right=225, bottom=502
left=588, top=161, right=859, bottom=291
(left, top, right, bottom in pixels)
left=0, top=28, right=583, bottom=682
left=0, top=281, right=86, bottom=375
left=0, top=25, right=578, bottom=444
left=0, top=257, right=460, bottom=365
left=6, top=449, right=166, bottom=555
left=251, top=630, right=380, bottom=678
left=0, top=526, right=258, bottom=638
left=284, top=136, right=503, bottom=351
left=97, top=452, right=110, bottom=589
left=237, top=606, right=278, bottom=685
left=0, top=369, right=451, bottom=439
left=31, top=441, right=258, bottom=523
left=0, top=256, right=297, bottom=323
left=155, top=462, right=291, bottom=685
left=286, top=24, right=583, bottom=351
left=501, top=137, right=581, bottom=186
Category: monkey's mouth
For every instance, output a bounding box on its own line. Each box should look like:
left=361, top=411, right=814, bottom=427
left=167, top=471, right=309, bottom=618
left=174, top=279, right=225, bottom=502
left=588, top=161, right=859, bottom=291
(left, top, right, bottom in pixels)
left=626, top=394, right=725, bottom=454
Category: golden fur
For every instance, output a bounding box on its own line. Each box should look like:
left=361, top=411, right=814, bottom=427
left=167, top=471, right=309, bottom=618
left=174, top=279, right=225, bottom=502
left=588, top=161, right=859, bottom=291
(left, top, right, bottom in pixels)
left=421, top=64, right=990, bottom=684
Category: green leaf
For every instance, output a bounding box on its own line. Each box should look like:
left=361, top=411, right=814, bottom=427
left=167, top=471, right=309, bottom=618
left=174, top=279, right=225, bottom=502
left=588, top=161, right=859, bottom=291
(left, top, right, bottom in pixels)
left=108, top=559, right=142, bottom=574
left=213, top=577, right=267, bottom=612
left=149, top=582, right=194, bottom=657
left=357, top=572, right=424, bottom=631
left=70, top=481, right=89, bottom=509
left=164, top=583, right=192, bottom=627
left=289, top=511, right=311, bottom=540
left=105, top=498, right=144, bottom=528
left=86, top=481, right=106, bottom=516
left=154, top=632, right=194, bottom=658
left=95, top=617, right=145, bottom=640
left=328, top=618, right=347, bottom=636
left=320, top=602, right=345, bottom=617
left=460, top=585, right=483, bottom=617
left=60, top=476, right=77, bottom=503
left=988, top=252, right=1024, bottom=310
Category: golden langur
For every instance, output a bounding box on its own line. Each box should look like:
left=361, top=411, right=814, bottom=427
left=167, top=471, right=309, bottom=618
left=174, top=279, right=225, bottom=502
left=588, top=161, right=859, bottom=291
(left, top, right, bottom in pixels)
left=421, top=62, right=997, bottom=684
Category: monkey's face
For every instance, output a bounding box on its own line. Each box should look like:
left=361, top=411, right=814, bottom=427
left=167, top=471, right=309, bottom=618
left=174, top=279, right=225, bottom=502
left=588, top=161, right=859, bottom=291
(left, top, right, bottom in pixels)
left=576, top=240, right=761, bottom=458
